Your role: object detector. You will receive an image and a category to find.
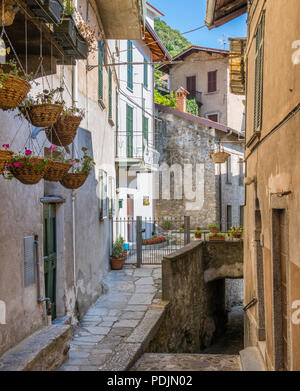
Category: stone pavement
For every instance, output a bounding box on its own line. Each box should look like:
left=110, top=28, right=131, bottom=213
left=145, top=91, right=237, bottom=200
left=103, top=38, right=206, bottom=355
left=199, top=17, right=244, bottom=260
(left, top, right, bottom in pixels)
left=131, top=353, right=241, bottom=371
left=58, top=265, right=165, bottom=371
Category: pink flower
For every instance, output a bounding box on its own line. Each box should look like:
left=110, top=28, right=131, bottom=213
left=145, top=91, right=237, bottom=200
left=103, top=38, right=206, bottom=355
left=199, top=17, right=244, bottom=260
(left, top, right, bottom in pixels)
left=2, top=144, right=10, bottom=149
left=72, top=159, right=77, bottom=166
left=13, top=162, right=20, bottom=167
left=6, top=163, right=12, bottom=167
left=25, top=149, right=32, bottom=156
left=49, top=145, right=56, bottom=153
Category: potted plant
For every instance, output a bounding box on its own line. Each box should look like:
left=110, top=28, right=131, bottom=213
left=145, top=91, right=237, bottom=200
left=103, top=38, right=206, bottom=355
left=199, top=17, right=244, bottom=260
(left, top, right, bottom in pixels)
left=208, top=224, right=219, bottom=233
left=46, top=105, right=84, bottom=147
left=228, top=226, right=243, bottom=239
left=21, top=87, right=64, bottom=127
left=209, top=233, right=226, bottom=242
left=0, top=144, right=13, bottom=174
left=194, top=230, right=203, bottom=239
left=0, top=60, right=31, bottom=110
left=44, top=145, right=72, bottom=182
left=60, top=147, right=95, bottom=189
left=162, top=220, right=171, bottom=231
left=4, top=147, right=49, bottom=184
left=110, top=236, right=125, bottom=270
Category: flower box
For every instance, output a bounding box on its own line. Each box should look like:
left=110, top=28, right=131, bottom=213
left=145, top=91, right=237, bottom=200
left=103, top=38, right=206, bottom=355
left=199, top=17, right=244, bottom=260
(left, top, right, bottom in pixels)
left=209, top=235, right=225, bottom=242
left=25, top=0, right=64, bottom=24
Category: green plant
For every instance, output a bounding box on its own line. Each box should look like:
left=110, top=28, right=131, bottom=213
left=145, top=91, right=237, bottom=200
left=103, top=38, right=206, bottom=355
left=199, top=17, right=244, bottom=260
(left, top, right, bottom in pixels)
left=0, top=59, right=33, bottom=88
left=72, top=147, right=95, bottom=174
left=186, top=98, right=199, bottom=116
left=162, top=220, right=171, bottom=229
left=154, top=90, right=176, bottom=108
left=209, top=232, right=225, bottom=238
left=63, top=104, right=85, bottom=118
left=46, top=145, right=72, bottom=163
left=4, top=148, right=48, bottom=180
left=63, top=0, right=74, bottom=15
left=208, top=224, right=219, bottom=230
left=194, top=230, right=203, bottom=235
left=112, top=236, right=124, bottom=259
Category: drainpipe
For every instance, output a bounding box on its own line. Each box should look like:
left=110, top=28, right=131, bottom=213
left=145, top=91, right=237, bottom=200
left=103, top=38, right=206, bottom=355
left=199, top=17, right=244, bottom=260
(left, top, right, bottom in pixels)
left=219, top=164, right=222, bottom=231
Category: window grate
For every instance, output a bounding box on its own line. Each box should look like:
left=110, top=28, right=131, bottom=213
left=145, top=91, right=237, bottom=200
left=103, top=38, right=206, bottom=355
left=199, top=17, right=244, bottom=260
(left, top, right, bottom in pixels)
left=24, top=236, right=36, bottom=287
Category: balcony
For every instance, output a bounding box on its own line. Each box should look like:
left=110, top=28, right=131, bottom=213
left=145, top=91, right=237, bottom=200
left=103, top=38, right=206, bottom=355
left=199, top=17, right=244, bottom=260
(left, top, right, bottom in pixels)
left=187, top=90, right=203, bottom=106
left=115, top=131, right=160, bottom=170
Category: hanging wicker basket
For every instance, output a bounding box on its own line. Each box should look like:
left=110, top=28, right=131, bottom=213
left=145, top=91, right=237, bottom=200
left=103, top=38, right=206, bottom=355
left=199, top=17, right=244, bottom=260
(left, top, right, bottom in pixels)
left=44, top=160, right=72, bottom=182
left=27, top=104, right=63, bottom=127
left=0, top=0, right=16, bottom=26
left=45, top=114, right=82, bottom=146
left=60, top=172, right=88, bottom=189
left=10, top=157, right=49, bottom=185
left=0, top=149, right=13, bottom=174
left=0, top=76, right=31, bottom=110
left=211, top=151, right=230, bottom=164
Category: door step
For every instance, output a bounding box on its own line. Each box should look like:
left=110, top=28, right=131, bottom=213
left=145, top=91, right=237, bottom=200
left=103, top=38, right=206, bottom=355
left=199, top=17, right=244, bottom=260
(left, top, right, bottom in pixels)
left=0, top=325, right=71, bottom=371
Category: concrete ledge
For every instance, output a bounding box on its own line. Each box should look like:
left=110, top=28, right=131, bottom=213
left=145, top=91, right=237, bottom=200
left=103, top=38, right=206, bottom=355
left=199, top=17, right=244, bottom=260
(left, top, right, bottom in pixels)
left=0, top=325, right=71, bottom=371
left=239, top=347, right=266, bottom=371
left=99, top=302, right=168, bottom=371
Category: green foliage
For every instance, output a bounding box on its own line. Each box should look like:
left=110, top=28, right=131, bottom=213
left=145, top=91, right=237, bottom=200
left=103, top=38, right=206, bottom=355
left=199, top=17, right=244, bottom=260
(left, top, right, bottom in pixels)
left=209, top=233, right=225, bottom=238
left=112, top=236, right=124, bottom=259
left=154, top=19, right=193, bottom=57
left=194, top=230, right=203, bottom=235
left=73, top=147, right=95, bottom=175
left=154, top=90, right=176, bottom=108
left=162, top=220, right=172, bottom=229
left=186, top=98, right=199, bottom=116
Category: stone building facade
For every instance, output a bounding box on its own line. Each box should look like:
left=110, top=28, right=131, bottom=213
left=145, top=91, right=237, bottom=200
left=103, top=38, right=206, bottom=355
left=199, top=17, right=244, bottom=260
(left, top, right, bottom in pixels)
left=154, top=102, right=245, bottom=231
left=206, top=0, right=300, bottom=371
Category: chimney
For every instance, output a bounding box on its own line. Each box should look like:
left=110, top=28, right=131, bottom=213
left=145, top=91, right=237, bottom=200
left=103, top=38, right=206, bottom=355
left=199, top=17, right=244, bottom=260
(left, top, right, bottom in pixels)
left=175, top=87, right=189, bottom=112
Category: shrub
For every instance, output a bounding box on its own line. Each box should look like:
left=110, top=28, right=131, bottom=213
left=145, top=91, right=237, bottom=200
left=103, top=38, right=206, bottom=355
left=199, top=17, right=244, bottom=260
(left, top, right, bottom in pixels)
left=112, top=236, right=124, bottom=258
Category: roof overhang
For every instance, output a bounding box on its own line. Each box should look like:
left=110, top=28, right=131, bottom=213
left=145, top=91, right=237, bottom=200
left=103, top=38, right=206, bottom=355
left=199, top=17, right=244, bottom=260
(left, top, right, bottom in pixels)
left=144, top=21, right=171, bottom=62
left=155, top=103, right=244, bottom=138
left=96, top=0, right=145, bottom=39
left=205, top=0, right=247, bottom=29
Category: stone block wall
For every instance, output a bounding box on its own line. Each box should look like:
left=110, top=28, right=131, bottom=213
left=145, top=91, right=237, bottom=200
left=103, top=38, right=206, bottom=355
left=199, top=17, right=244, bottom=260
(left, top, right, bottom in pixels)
left=148, top=240, right=243, bottom=353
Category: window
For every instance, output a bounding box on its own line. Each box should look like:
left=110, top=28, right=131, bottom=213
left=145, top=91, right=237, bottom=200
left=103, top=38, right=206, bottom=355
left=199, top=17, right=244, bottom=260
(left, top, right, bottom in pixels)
left=126, top=104, right=133, bottom=158
left=99, top=169, right=108, bottom=220
left=207, top=113, right=219, bottom=122
left=208, top=70, right=217, bottom=92
left=240, top=206, right=244, bottom=227
left=98, top=41, right=103, bottom=100
left=254, top=13, right=265, bottom=132
left=239, top=160, right=244, bottom=186
left=226, top=205, right=232, bottom=231
left=142, top=115, right=149, bottom=153
left=127, top=40, right=133, bottom=90
left=108, top=67, right=112, bottom=119
left=186, top=76, right=196, bottom=97
left=143, top=57, right=148, bottom=88
left=226, top=155, right=231, bottom=183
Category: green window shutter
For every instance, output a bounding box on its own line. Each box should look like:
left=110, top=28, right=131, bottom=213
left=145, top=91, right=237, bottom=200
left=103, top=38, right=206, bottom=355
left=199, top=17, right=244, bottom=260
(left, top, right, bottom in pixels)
left=254, top=13, right=265, bottom=132
left=127, top=40, right=133, bottom=90
left=142, top=115, right=148, bottom=153
left=98, top=41, right=103, bottom=100
left=143, top=58, right=148, bottom=88
left=126, top=104, right=133, bottom=158
left=108, top=67, right=112, bottom=118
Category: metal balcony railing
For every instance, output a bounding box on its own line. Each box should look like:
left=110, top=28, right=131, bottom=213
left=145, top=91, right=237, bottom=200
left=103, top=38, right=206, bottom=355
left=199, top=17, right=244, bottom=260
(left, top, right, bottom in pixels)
left=188, top=90, right=202, bottom=105
left=115, top=131, right=160, bottom=166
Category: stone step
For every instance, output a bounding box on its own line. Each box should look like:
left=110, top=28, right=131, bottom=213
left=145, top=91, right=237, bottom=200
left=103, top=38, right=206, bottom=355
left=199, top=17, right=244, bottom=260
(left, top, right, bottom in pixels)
left=0, top=325, right=71, bottom=371
left=131, top=353, right=241, bottom=371
left=239, top=347, right=266, bottom=371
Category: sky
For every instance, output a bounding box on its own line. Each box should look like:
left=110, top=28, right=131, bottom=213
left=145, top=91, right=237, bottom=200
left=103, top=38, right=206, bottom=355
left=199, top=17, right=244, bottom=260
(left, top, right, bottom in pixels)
left=149, top=0, right=247, bottom=51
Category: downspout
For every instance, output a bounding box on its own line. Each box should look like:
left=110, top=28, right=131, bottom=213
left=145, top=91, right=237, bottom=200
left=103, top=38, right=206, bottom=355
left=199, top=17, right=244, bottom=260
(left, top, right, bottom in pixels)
left=72, top=0, right=78, bottom=303
left=219, top=164, right=222, bottom=231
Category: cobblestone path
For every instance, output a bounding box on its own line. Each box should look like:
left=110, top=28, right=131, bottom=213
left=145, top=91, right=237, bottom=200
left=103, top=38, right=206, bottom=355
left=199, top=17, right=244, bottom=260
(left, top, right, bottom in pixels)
left=58, top=265, right=163, bottom=371
left=131, top=353, right=241, bottom=371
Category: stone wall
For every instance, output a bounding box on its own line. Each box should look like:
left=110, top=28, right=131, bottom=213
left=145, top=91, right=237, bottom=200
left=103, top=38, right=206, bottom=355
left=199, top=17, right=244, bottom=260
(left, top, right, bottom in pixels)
left=148, top=240, right=243, bottom=353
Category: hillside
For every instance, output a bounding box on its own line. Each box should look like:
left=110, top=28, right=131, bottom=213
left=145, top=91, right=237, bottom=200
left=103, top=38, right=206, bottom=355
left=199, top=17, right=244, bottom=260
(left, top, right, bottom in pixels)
left=154, top=19, right=193, bottom=57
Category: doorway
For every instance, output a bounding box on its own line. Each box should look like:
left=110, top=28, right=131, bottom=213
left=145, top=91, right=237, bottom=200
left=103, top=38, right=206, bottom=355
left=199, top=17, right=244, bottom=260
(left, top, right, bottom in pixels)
left=272, top=209, right=288, bottom=370
left=43, top=204, right=57, bottom=319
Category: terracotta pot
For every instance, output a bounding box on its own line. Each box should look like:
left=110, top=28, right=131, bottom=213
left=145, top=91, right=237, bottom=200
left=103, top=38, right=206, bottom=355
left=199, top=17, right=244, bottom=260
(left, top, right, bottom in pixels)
left=232, top=233, right=242, bottom=239
left=195, top=234, right=202, bottom=239
left=110, top=256, right=125, bottom=270
left=209, top=227, right=218, bottom=233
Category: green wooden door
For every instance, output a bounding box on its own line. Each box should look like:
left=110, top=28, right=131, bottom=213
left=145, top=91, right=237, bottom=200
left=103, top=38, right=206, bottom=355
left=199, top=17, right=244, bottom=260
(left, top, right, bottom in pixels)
left=43, top=204, right=57, bottom=319
left=126, top=104, right=133, bottom=158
